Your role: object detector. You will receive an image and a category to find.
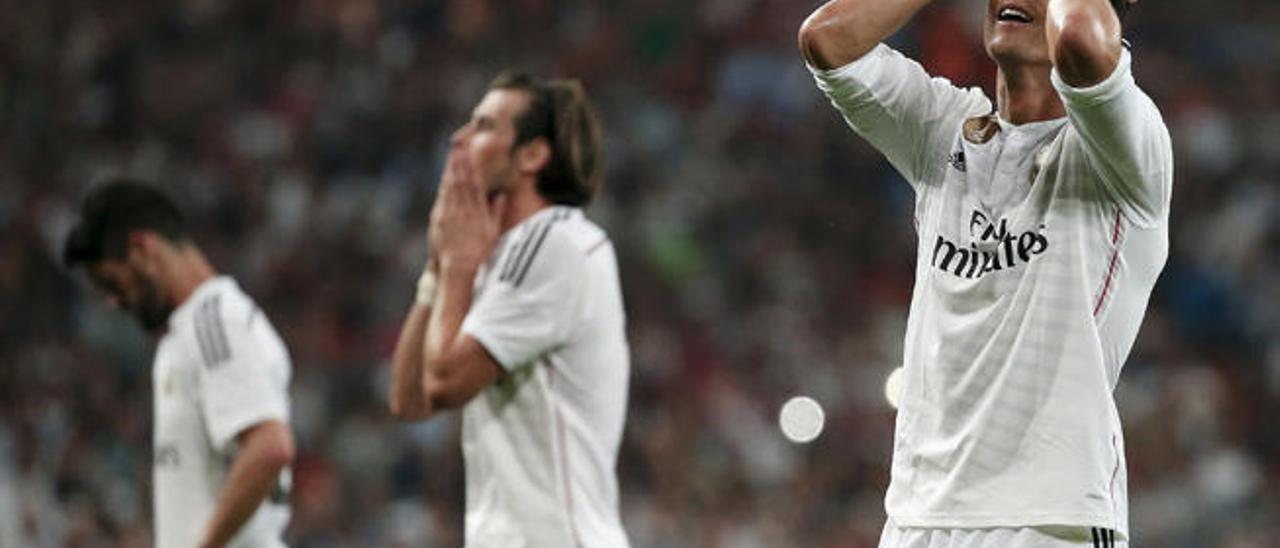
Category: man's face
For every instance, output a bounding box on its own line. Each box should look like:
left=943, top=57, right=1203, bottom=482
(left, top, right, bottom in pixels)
left=984, top=0, right=1051, bottom=67
left=88, top=257, right=172, bottom=332
left=450, top=89, right=534, bottom=194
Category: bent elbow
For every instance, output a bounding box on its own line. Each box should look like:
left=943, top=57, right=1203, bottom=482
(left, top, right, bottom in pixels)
left=426, top=384, right=470, bottom=412
left=1052, top=12, right=1121, bottom=87
left=799, top=7, right=860, bottom=71
left=797, top=14, right=827, bottom=67
left=799, top=1, right=889, bottom=71
left=388, top=397, right=430, bottom=422
left=423, top=372, right=478, bottom=412
left=388, top=395, right=405, bottom=419
left=261, top=429, right=295, bottom=470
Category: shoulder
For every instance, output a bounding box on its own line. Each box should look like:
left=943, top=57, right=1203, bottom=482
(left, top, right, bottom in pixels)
left=193, top=279, right=263, bottom=330
left=187, top=287, right=237, bottom=368
left=192, top=279, right=281, bottom=364
left=496, top=207, right=606, bottom=287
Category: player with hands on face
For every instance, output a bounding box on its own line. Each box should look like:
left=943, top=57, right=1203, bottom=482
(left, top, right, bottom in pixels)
left=427, top=147, right=508, bottom=285
left=389, top=72, right=632, bottom=548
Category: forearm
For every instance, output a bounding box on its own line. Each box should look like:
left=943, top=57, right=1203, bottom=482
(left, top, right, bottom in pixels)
left=1046, top=0, right=1122, bottom=86
left=799, top=0, right=935, bottom=70
left=422, top=263, right=478, bottom=405
left=389, top=302, right=432, bottom=420
left=200, top=423, right=292, bottom=548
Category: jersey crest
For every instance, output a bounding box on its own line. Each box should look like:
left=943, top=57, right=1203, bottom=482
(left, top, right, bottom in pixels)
left=963, top=114, right=1001, bottom=145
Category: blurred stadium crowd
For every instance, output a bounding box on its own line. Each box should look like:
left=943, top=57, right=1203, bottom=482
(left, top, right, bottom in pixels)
left=1, top=0, right=1277, bottom=546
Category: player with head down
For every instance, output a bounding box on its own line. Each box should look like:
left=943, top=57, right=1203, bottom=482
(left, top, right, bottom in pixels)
left=800, top=0, right=1170, bottom=546
left=63, top=181, right=294, bottom=548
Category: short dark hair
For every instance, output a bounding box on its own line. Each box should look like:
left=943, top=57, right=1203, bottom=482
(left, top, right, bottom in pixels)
left=63, top=180, right=189, bottom=268
left=489, top=71, right=604, bottom=207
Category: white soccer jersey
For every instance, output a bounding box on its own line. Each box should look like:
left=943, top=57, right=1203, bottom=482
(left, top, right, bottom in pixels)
left=811, top=46, right=1172, bottom=538
left=152, top=276, right=292, bottom=548
left=459, top=206, right=631, bottom=548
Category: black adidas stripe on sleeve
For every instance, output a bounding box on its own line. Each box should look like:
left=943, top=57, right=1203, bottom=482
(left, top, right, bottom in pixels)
left=501, top=208, right=571, bottom=288
left=194, top=295, right=232, bottom=368
left=499, top=217, right=550, bottom=281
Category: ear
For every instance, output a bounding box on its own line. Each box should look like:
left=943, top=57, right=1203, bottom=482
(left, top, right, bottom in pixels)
left=514, top=138, right=552, bottom=178
left=126, top=230, right=147, bottom=258
left=126, top=230, right=165, bottom=269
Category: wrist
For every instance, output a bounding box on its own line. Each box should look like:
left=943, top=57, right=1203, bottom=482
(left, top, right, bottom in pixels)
left=415, top=269, right=439, bottom=307
left=438, top=255, right=482, bottom=277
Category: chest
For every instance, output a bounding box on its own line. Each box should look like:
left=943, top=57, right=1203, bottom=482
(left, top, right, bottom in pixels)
left=921, top=126, right=1071, bottom=283
left=939, top=122, right=1074, bottom=226
left=152, top=337, right=205, bottom=443
left=948, top=122, right=1063, bottom=212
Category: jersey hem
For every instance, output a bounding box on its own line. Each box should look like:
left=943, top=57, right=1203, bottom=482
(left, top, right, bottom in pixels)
left=888, top=512, right=1128, bottom=539
left=461, top=324, right=520, bottom=372
left=805, top=43, right=888, bottom=80
left=208, top=408, right=288, bottom=452
left=1051, top=50, right=1131, bottom=106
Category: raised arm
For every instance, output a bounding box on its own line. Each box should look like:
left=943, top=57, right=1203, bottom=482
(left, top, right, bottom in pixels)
left=421, top=256, right=503, bottom=411
left=388, top=151, right=510, bottom=420
left=1046, top=0, right=1124, bottom=87
left=798, top=0, right=991, bottom=191
left=798, top=0, right=935, bottom=70
left=388, top=291, right=433, bottom=421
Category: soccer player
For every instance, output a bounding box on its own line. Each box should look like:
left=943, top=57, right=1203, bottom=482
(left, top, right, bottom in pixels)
left=63, top=181, right=294, bottom=548
left=800, top=0, right=1170, bottom=546
left=387, top=72, right=630, bottom=547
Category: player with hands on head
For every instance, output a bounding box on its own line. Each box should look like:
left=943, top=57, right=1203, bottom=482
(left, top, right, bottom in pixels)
left=388, top=72, right=632, bottom=548
left=62, top=180, right=294, bottom=548
left=799, top=0, right=1168, bottom=546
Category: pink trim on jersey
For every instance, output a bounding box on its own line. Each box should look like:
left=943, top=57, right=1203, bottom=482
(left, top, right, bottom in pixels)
left=585, top=237, right=610, bottom=256
left=1094, top=209, right=1125, bottom=317
left=548, top=364, right=585, bottom=548
left=1108, top=433, right=1122, bottom=519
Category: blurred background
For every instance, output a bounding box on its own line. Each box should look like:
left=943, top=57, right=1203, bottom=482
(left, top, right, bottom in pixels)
left=1, top=0, right=1277, bottom=546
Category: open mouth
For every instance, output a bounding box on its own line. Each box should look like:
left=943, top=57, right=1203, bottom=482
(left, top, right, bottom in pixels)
left=997, top=7, right=1033, bottom=23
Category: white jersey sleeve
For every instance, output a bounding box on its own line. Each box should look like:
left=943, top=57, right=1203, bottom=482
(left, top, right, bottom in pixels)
left=462, top=221, right=585, bottom=371
left=193, top=296, right=291, bottom=452
left=1052, top=49, right=1173, bottom=227
left=808, top=44, right=992, bottom=190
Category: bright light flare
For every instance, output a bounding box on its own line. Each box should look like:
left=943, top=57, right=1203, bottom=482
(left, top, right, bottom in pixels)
left=884, top=367, right=904, bottom=409
left=779, top=396, right=825, bottom=443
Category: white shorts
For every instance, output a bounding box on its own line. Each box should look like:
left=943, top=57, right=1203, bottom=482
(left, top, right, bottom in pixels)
left=879, top=522, right=1127, bottom=548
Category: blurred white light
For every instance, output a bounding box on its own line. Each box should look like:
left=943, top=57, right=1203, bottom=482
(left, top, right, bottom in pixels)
left=884, top=367, right=904, bottom=409
left=779, top=396, right=825, bottom=444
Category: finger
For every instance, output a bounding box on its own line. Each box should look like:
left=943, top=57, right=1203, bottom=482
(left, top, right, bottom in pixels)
left=456, top=173, right=485, bottom=212
left=449, top=154, right=482, bottom=204
left=435, top=150, right=462, bottom=206
left=453, top=151, right=480, bottom=191
left=445, top=153, right=472, bottom=197
left=444, top=173, right=474, bottom=216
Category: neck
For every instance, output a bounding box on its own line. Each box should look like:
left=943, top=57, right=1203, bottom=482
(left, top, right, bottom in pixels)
left=995, top=62, right=1065, bottom=125
left=164, top=245, right=218, bottom=308
left=499, top=181, right=554, bottom=233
